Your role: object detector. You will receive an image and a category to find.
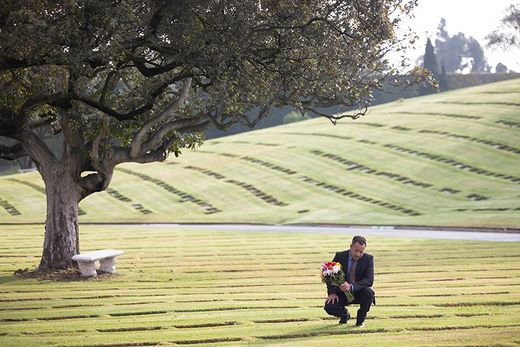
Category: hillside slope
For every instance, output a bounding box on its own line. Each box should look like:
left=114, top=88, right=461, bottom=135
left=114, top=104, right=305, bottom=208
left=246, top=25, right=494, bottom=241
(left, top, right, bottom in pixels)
left=1, top=79, right=519, bottom=228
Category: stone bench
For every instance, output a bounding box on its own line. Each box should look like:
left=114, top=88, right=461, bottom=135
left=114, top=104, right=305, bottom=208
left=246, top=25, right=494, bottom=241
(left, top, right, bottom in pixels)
left=72, top=249, right=124, bottom=277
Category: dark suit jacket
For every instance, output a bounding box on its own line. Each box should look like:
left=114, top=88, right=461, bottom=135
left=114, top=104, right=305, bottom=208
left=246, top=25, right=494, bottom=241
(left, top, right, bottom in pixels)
left=327, top=250, right=374, bottom=295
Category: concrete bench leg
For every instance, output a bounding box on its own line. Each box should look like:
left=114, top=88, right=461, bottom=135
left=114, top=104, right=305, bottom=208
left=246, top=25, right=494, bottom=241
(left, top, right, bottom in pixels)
left=99, top=257, right=117, bottom=273
left=77, top=261, right=97, bottom=277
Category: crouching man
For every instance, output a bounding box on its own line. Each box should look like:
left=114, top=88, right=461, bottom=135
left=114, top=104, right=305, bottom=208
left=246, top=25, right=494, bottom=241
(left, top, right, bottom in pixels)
left=324, top=235, right=375, bottom=327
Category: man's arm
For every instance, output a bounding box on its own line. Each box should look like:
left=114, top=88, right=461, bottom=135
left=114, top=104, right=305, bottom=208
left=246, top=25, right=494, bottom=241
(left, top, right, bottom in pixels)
left=327, top=252, right=342, bottom=295
left=352, top=255, right=374, bottom=292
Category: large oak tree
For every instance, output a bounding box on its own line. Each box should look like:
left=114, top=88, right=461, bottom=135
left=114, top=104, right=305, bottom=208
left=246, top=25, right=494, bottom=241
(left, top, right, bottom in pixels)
left=0, top=0, right=422, bottom=271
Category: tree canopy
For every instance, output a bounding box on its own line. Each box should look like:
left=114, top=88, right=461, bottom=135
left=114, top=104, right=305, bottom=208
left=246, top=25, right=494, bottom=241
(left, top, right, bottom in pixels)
left=487, top=3, right=520, bottom=49
left=0, top=0, right=422, bottom=270
left=435, top=18, right=489, bottom=74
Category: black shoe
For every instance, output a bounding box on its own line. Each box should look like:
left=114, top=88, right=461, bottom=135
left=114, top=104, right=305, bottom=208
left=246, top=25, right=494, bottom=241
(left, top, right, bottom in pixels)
left=339, top=312, right=350, bottom=324
left=355, top=322, right=365, bottom=328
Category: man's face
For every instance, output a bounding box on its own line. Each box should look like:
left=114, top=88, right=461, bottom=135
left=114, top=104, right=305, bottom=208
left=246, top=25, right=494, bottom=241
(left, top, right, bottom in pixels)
left=350, top=242, right=366, bottom=260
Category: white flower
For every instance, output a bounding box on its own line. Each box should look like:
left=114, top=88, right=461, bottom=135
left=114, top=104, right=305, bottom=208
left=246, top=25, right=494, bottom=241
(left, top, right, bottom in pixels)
left=332, top=265, right=340, bottom=273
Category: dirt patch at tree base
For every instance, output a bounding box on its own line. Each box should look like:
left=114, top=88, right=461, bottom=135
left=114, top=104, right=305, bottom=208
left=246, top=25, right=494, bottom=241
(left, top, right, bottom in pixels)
left=14, top=268, right=118, bottom=281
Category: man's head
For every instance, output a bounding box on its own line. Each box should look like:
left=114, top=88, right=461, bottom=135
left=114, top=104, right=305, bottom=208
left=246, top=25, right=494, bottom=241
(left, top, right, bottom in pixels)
left=349, top=235, right=367, bottom=260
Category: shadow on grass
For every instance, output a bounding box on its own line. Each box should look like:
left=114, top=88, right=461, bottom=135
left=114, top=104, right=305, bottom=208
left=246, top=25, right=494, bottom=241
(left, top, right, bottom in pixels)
left=6, top=268, right=119, bottom=282
left=254, top=319, right=394, bottom=341
left=0, top=274, right=23, bottom=285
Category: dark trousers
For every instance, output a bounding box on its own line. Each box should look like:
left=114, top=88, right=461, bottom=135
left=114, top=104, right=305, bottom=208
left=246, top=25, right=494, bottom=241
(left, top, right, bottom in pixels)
left=324, top=287, right=375, bottom=325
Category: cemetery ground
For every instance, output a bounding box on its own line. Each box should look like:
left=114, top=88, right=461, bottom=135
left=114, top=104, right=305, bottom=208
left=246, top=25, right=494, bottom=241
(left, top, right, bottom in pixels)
left=1, top=224, right=519, bottom=346
left=0, top=79, right=519, bottom=346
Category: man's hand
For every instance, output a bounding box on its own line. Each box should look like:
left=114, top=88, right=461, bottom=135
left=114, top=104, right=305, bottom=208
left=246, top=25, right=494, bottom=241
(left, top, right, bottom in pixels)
left=325, top=293, right=339, bottom=304
left=339, top=282, right=351, bottom=292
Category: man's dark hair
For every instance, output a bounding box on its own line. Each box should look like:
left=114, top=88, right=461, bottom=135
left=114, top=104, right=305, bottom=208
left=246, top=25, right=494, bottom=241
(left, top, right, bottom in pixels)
left=352, top=235, right=367, bottom=246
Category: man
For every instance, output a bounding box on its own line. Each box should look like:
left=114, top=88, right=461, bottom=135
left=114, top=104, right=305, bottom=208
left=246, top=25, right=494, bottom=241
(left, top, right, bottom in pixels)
left=324, top=235, right=375, bottom=327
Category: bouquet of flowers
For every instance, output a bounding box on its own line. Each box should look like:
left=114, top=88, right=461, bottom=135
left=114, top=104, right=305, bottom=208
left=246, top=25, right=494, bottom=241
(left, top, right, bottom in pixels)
left=320, top=261, right=354, bottom=303
left=320, top=261, right=345, bottom=286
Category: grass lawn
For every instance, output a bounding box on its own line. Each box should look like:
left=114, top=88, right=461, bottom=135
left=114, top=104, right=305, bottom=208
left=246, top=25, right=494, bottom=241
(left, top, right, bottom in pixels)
left=1, top=79, right=519, bottom=228
left=1, top=224, right=519, bottom=346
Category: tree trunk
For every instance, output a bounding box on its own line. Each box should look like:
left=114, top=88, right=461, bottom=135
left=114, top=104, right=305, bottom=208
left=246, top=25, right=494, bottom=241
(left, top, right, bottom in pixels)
left=38, top=170, right=81, bottom=270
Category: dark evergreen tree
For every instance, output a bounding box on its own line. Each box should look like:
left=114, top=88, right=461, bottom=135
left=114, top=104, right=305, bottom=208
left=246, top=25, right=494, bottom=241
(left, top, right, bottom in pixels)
left=467, top=37, right=489, bottom=73
left=496, top=62, right=509, bottom=73
left=437, top=59, right=448, bottom=90
left=423, top=38, right=440, bottom=76
left=420, top=38, right=440, bottom=94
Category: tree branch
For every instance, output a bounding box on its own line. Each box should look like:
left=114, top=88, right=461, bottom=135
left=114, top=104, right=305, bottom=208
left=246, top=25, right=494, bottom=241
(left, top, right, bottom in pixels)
left=109, top=145, right=167, bottom=166
left=140, top=115, right=209, bottom=154
left=71, top=74, right=191, bottom=121
left=238, top=106, right=270, bottom=128
left=99, top=70, right=117, bottom=105
left=28, top=114, right=57, bottom=130
left=131, top=56, right=182, bottom=78
left=91, top=114, right=110, bottom=164
left=79, top=165, right=114, bottom=201
left=59, top=109, right=86, bottom=175
left=13, top=131, right=56, bottom=174
left=0, top=142, right=27, bottom=160
left=130, top=78, right=192, bottom=158
left=0, top=56, right=66, bottom=71
left=19, top=93, right=69, bottom=116
left=303, top=105, right=368, bottom=124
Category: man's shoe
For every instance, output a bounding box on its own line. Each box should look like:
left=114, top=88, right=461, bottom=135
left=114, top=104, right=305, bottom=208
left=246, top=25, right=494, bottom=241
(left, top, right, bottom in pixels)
left=339, top=312, right=350, bottom=324
left=355, top=322, right=365, bottom=328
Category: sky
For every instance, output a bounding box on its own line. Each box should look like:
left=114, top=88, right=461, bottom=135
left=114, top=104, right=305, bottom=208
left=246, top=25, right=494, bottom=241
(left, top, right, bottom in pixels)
left=398, top=0, right=520, bottom=72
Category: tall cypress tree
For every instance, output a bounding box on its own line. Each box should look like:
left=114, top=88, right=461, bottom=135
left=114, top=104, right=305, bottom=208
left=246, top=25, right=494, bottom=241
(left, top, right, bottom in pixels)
left=420, top=38, right=441, bottom=94
left=423, top=38, right=440, bottom=76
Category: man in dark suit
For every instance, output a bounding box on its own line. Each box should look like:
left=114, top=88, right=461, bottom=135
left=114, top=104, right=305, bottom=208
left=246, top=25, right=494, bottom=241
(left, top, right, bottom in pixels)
left=324, top=235, right=375, bottom=327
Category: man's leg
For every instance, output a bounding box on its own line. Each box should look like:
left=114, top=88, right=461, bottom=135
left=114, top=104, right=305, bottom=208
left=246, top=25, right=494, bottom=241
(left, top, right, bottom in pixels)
left=324, top=293, right=350, bottom=323
left=352, top=287, right=375, bottom=326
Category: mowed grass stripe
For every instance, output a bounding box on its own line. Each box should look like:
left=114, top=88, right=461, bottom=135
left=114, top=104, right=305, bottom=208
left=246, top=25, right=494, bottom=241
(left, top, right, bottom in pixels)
left=0, top=224, right=519, bottom=346
left=247, top=129, right=516, bottom=197
left=199, top=143, right=456, bottom=213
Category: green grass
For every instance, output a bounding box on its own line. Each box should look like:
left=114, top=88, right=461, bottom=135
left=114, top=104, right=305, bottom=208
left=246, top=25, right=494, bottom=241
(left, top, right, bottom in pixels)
left=0, top=224, right=519, bottom=346
left=2, top=80, right=519, bottom=345
left=1, top=79, right=520, bottom=228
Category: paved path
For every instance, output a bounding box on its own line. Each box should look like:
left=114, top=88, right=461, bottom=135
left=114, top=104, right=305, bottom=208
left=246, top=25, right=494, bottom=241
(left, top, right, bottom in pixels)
left=136, top=224, right=520, bottom=242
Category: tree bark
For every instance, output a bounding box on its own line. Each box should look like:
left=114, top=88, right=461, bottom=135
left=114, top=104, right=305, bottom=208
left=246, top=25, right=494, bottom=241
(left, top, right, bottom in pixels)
left=38, top=168, right=81, bottom=270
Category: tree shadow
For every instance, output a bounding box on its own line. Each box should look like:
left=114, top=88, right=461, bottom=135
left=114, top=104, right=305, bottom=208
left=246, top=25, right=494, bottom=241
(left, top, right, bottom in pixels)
left=254, top=316, right=383, bottom=341
left=0, top=268, right=118, bottom=282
